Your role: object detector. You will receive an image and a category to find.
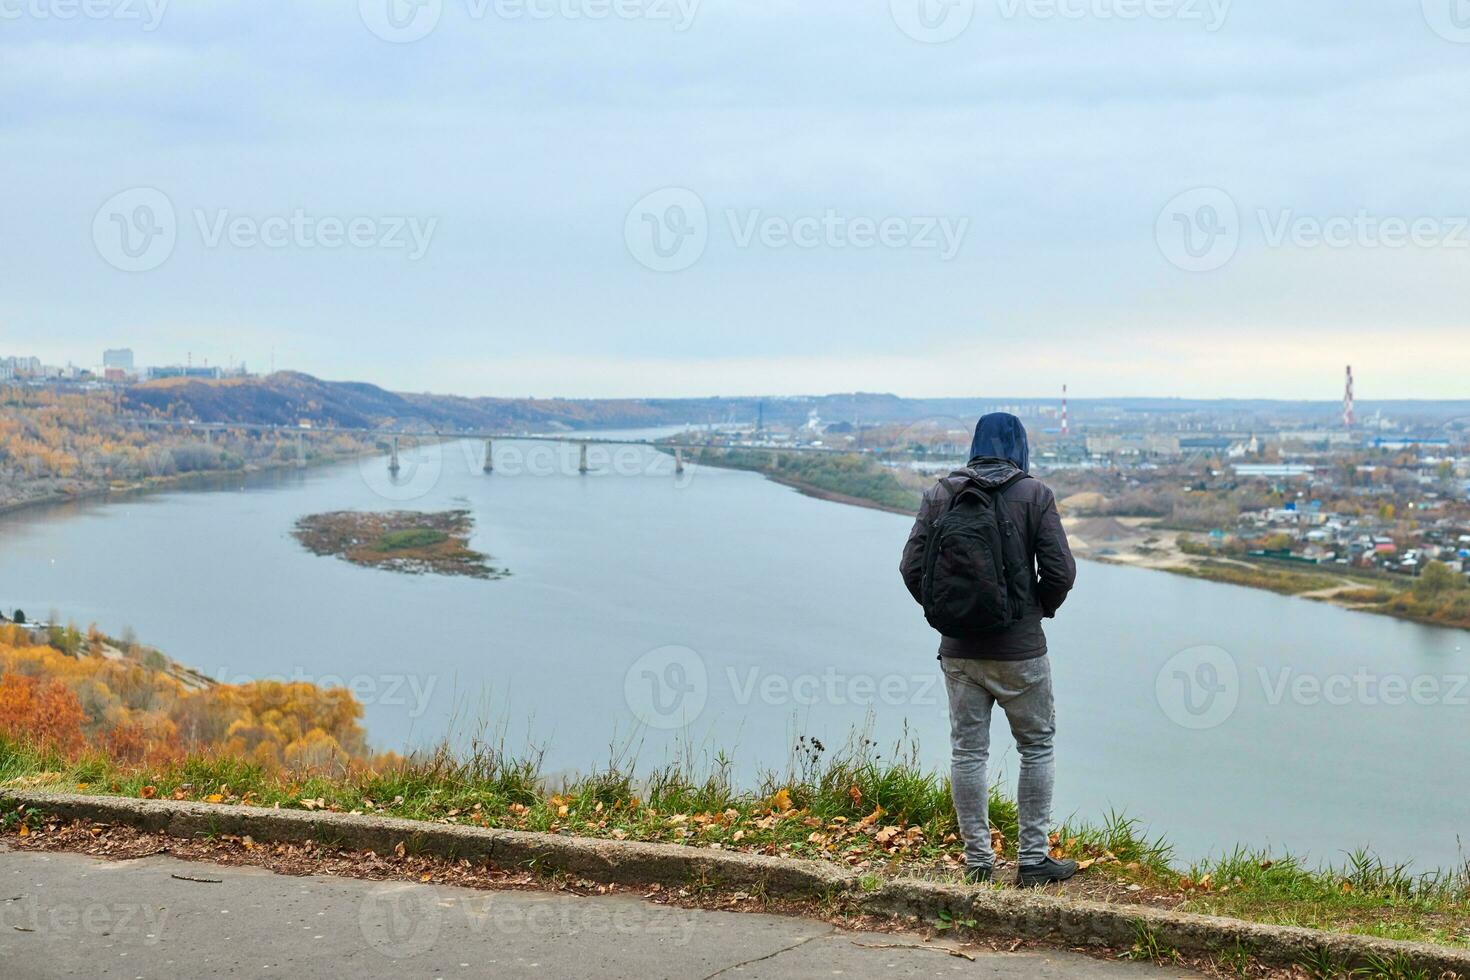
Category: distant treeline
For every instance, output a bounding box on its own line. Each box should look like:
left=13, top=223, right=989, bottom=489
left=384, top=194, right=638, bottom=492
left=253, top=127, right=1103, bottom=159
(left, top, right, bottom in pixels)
left=695, top=448, right=921, bottom=512
left=114, top=371, right=1470, bottom=434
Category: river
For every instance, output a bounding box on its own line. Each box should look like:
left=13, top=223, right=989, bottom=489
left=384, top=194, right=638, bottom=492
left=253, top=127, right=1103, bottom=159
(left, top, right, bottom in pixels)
left=1, top=434, right=1465, bottom=869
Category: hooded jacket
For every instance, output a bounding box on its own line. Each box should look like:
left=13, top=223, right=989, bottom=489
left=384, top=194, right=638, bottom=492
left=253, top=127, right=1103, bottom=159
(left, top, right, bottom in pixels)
left=899, top=414, right=1076, bottom=660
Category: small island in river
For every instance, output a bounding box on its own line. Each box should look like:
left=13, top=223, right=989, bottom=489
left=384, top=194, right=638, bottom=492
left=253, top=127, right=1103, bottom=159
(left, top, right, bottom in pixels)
left=292, top=509, right=506, bottom=579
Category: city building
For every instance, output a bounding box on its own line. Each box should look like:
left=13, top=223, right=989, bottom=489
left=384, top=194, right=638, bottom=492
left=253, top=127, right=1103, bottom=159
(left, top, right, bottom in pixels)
left=1086, top=434, right=1182, bottom=457
left=103, top=348, right=135, bottom=372
left=1234, top=463, right=1317, bottom=478
left=2, top=356, right=42, bottom=377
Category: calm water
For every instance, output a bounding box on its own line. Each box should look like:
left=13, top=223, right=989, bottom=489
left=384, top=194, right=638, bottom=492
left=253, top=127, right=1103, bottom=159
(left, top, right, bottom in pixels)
left=1, top=436, right=1465, bottom=869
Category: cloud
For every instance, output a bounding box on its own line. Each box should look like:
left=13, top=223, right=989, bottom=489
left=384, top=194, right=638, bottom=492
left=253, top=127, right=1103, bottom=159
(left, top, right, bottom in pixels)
left=0, top=0, right=1462, bottom=396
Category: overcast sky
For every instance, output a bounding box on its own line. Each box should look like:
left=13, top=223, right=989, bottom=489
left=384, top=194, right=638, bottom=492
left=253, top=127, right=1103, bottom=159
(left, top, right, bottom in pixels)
left=3, top=0, right=1468, bottom=399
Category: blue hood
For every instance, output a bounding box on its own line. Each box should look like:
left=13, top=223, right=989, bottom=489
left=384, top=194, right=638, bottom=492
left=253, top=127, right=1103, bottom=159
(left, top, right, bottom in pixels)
left=968, top=413, right=1029, bottom=473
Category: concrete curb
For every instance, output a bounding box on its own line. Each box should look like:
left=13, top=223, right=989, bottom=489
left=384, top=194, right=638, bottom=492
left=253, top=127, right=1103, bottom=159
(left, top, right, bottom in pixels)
left=6, top=791, right=1467, bottom=976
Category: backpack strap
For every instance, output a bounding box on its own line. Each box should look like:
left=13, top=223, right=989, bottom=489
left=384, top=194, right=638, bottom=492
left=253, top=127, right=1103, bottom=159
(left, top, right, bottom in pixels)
left=935, top=470, right=1030, bottom=530
left=988, top=471, right=1029, bottom=528
left=944, top=469, right=1028, bottom=500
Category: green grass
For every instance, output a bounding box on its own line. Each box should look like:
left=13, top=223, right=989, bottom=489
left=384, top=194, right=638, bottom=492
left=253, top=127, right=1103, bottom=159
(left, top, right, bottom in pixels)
left=373, top=528, right=448, bottom=551
left=1177, top=559, right=1346, bottom=596
left=692, top=448, right=921, bottom=512
left=1120, top=919, right=1180, bottom=965
left=2, top=731, right=1467, bottom=952
left=1175, top=847, right=1470, bottom=948
left=1058, top=808, right=1174, bottom=875
left=1335, top=588, right=1396, bottom=604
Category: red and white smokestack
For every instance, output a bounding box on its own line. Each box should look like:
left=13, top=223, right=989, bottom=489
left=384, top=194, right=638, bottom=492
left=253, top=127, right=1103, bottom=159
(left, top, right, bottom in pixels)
left=1343, top=366, right=1355, bottom=429
left=1061, top=385, right=1069, bottom=438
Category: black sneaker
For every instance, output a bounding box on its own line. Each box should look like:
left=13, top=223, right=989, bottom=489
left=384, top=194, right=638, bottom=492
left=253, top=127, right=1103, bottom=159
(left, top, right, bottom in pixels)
left=1016, top=857, right=1078, bottom=888
left=964, top=865, right=993, bottom=884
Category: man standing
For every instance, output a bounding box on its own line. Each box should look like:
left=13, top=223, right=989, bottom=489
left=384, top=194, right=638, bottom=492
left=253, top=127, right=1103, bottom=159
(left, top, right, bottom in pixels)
left=900, top=413, right=1077, bottom=886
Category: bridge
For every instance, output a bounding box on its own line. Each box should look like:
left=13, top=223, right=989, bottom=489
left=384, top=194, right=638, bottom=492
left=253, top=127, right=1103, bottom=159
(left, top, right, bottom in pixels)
left=114, top=416, right=863, bottom=472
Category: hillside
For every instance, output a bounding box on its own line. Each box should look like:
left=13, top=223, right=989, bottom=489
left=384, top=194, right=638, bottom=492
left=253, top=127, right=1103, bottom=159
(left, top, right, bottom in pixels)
left=0, top=385, right=377, bottom=512
left=118, top=373, right=1470, bottom=434
left=0, top=618, right=372, bottom=767
left=122, top=372, right=681, bottom=431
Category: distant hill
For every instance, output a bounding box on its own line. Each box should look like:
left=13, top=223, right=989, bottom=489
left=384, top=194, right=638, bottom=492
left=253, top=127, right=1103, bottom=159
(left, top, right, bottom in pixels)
left=118, top=374, right=934, bottom=432
left=119, top=372, right=1470, bottom=433
left=121, top=372, right=677, bottom=431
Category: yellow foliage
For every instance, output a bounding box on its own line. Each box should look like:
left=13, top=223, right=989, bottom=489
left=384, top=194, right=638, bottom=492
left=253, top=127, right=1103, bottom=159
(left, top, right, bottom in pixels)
left=0, top=626, right=370, bottom=770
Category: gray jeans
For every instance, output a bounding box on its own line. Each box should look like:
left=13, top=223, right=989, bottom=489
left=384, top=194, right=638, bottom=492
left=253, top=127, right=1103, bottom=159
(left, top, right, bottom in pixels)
left=941, top=655, right=1056, bottom=869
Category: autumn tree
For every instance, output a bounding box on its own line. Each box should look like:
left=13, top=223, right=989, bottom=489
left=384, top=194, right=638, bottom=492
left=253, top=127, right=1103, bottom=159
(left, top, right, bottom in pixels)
left=1414, top=562, right=1464, bottom=602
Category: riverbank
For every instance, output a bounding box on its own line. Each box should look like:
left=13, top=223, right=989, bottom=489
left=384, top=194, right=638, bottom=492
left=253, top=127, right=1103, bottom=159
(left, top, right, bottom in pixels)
left=3, top=731, right=1467, bottom=962
left=7, top=615, right=1465, bottom=957
left=687, top=446, right=1469, bottom=634
left=0, top=442, right=385, bottom=519
left=1075, top=526, right=1470, bottom=631
left=686, top=446, right=920, bottom=516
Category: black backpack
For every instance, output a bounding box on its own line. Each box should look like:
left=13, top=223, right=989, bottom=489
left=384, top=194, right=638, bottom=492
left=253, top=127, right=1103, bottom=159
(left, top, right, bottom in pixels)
left=920, top=471, right=1030, bottom=636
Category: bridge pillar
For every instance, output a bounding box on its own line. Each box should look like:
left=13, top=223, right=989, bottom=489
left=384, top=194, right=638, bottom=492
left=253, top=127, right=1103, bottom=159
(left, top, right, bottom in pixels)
left=674, top=447, right=684, bottom=475
left=483, top=439, right=493, bottom=473
left=578, top=443, right=589, bottom=475
left=389, top=435, right=401, bottom=475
